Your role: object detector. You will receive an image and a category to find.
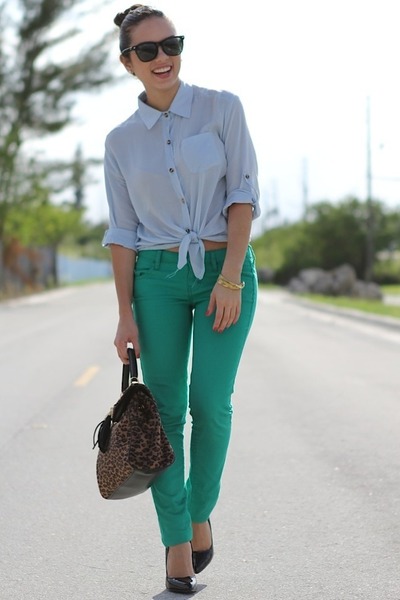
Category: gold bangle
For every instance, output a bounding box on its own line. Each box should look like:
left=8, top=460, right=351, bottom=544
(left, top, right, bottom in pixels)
left=217, top=274, right=245, bottom=290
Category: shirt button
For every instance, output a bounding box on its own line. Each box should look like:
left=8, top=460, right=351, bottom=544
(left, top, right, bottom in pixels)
left=167, top=139, right=171, bottom=144
left=185, top=228, right=190, bottom=233
left=181, top=198, right=185, bottom=203
left=245, top=174, right=250, bottom=179
left=169, top=168, right=174, bottom=173
left=164, top=112, right=169, bottom=117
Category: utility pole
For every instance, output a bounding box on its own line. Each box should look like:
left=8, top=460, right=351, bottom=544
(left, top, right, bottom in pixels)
left=364, top=96, right=374, bottom=282
left=302, top=157, right=309, bottom=217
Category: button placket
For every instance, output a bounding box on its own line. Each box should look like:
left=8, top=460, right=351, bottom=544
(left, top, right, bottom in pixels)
left=162, top=112, right=191, bottom=229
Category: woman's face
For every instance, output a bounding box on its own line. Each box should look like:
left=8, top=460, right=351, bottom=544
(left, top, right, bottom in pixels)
left=121, top=16, right=181, bottom=100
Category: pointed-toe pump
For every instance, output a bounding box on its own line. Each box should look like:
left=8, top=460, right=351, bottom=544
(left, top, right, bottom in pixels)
left=165, top=547, right=197, bottom=594
left=192, top=519, right=214, bottom=574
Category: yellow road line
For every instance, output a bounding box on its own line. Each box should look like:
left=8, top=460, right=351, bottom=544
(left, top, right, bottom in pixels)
left=74, top=365, right=100, bottom=387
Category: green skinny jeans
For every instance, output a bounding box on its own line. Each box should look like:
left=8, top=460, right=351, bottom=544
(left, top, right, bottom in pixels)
left=133, top=246, right=257, bottom=546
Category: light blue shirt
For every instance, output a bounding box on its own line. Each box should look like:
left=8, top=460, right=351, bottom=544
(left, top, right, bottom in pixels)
left=102, top=81, right=260, bottom=279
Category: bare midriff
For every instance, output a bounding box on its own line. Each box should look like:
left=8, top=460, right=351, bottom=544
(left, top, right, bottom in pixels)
left=166, top=240, right=228, bottom=253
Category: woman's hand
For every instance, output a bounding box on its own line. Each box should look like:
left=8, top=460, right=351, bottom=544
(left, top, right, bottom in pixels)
left=205, top=203, right=251, bottom=332
left=114, top=314, right=141, bottom=362
left=206, top=283, right=242, bottom=333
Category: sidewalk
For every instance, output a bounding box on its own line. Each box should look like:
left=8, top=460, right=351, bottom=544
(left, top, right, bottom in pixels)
left=384, top=294, right=400, bottom=306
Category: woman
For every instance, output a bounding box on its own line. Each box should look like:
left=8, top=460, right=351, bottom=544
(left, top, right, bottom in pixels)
left=103, top=4, right=260, bottom=594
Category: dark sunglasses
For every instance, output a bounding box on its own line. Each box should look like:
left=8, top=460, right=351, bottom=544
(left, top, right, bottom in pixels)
left=121, top=35, right=184, bottom=62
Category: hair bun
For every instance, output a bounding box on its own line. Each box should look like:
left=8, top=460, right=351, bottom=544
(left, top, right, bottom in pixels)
left=114, top=4, right=145, bottom=27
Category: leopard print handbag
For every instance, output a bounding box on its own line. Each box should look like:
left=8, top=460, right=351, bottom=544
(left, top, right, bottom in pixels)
left=93, top=348, right=175, bottom=500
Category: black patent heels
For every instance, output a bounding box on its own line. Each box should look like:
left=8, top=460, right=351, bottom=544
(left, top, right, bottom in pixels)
left=165, top=546, right=197, bottom=594
left=192, top=519, right=214, bottom=574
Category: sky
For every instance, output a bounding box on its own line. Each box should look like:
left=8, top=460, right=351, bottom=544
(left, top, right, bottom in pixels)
left=29, top=0, right=400, bottom=235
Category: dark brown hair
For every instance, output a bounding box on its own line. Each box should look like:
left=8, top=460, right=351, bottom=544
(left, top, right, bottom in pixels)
left=114, top=5, right=166, bottom=53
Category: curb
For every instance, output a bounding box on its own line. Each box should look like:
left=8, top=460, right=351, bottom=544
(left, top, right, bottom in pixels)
left=283, top=294, right=400, bottom=333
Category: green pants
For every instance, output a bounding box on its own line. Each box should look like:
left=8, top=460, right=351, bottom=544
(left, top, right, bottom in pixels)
left=133, top=247, right=257, bottom=546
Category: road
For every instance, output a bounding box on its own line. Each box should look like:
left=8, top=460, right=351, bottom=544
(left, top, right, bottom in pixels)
left=0, top=284, right=399, bottom=600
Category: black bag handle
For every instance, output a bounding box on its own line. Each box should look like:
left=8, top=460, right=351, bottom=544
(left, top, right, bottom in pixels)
left=93, top=348, right=140, bottom=451
left=121, top=347, right=138, bottom=392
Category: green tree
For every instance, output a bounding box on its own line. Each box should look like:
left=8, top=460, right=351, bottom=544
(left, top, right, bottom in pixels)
left=5, top=171, right=84, bottom=285
left=72, top=144, right=86, bottom=210
left=253, top=197, right=400, bottom=284
left=303, top=198, right=369, bottom=273
left=277, top=197, right=386, bottom=281
left=0, top=0, right=115, bottom=287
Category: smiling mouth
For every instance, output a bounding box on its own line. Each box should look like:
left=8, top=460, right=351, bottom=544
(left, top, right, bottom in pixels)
left=153, top=66, right=172, bottom=75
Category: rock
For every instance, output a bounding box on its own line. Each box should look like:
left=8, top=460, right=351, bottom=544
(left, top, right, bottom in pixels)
left=351, top=281, right=383, bottom=300
left=287, top=263, right=383, bottom=300
left=331, top=264, right=357, bottom=295
left=257, top=267, right=275, bottom=284
left=298, top=268, right=327, bottom=289
left=287, top=277, right=309, bottom=294
left=312, top=272, right=334, bottom=295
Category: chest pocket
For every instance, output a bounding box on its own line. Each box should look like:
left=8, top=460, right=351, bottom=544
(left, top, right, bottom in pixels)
left=181, top=132, right=225, bottom=173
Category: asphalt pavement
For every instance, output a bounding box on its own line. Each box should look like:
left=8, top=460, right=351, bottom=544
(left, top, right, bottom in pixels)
left=0, top=284, right=399, bottom=600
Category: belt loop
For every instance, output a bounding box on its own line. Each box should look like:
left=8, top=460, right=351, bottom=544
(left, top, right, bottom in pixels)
left=154, top=250, right=162, bottom=270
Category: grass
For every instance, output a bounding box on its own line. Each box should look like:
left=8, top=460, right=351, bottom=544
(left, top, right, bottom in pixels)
left=259, top=281, right=400, bottom=319
left=381, top=284, right=400, bottom=295
left=299, top=293, right=400, bottom=320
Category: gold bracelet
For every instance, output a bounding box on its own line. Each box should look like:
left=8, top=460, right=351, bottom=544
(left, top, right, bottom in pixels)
left=217, top=274, right=245, bottom=290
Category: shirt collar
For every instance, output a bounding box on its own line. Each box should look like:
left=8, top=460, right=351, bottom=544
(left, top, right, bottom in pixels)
left=138, top=81, right=193, bottom=129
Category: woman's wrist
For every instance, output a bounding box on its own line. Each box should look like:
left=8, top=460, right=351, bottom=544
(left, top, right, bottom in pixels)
left=217, top=273, right=245, bottom=290
left=118, top=307, right=135, bottom=320
left=220, top=268, right=242, bottom=285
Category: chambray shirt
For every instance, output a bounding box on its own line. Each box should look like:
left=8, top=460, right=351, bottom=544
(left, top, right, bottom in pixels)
left=102, top=81, right=260, bottom=279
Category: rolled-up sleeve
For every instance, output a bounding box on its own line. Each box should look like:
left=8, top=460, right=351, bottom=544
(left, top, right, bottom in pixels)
left=222, top=95, right=260, bottom=219
left=102, top=138, right=139, bottom=250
